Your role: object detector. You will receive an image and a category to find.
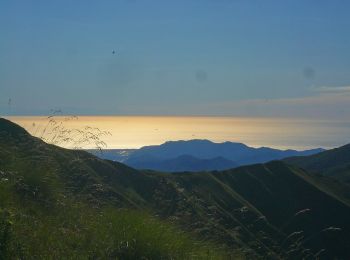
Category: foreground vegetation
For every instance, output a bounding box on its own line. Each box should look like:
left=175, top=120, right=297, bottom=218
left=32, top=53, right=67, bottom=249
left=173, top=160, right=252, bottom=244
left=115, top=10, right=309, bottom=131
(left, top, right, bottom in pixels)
left=0, top=117, right=229, bottom=259
left=0, top=173, right=226, bottom=259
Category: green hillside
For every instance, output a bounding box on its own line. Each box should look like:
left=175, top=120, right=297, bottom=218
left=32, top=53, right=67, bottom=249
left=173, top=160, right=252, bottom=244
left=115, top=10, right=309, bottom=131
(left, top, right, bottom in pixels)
left=0, top=118, right=228, bottom=259
left=285, top=144, right=350, bottom=184
left=1, top=118, right=350, bottom=259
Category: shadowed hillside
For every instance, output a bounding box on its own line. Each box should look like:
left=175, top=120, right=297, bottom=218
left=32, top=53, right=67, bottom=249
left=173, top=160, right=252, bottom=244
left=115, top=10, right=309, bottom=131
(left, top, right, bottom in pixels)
left=126, top=154, right=238, bottom=172
left=285, top=144, right=350, bottom=184
left=0, top=118, right=227, bottom=259
left=1, top=118, right=350, bottom=259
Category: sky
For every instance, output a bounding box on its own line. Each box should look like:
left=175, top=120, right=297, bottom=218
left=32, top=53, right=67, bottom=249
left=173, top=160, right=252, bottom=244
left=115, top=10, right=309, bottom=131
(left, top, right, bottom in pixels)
left=9, top=116, right=350, bottom=149
left=1, top=0, right=350, bottom=119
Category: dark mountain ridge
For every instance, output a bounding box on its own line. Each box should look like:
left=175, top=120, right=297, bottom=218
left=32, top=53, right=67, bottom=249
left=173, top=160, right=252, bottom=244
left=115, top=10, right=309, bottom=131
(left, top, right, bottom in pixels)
left=1, top=118, right=349, bottom=259
left=126, top=154, right=238, bottom=172
left=285, top=143, right=350, bottom=184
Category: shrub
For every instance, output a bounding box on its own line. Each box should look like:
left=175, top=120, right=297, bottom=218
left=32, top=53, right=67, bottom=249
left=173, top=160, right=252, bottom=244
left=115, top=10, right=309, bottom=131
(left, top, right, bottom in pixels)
left=0, top=210, right=12, bottom=260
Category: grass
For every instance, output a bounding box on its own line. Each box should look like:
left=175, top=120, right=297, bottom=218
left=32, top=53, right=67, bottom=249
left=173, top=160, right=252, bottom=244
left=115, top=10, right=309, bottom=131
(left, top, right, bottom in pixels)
left=0, top=209, right=13, bottom=260
left=5, top=205, right=225, bottom=259
left=0, top=154, right=228, bottom=259
left=29, top=112, right=112, bottom=150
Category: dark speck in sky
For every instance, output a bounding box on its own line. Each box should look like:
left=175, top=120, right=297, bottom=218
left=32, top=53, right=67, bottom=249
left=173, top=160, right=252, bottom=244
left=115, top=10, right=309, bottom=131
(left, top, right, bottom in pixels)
left=195, top=70, right=208, bottom=83
left=302, top=67, right=315, bottom=79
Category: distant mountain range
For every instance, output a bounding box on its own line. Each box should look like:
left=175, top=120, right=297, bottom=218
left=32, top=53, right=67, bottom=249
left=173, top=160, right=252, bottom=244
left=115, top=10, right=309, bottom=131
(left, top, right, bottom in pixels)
left=90, top=140, right=324, bottom=172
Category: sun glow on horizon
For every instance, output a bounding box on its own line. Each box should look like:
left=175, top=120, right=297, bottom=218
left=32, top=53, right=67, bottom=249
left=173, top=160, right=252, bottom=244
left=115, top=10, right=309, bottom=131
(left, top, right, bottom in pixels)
left=7, top=116, right=350, bottom=150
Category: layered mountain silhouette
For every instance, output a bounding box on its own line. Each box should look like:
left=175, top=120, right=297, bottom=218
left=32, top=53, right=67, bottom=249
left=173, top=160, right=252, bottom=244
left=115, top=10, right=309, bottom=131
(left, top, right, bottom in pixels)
left=1, top=118, right=350, bottom=259
left=92, top=139, right=324, bottom=172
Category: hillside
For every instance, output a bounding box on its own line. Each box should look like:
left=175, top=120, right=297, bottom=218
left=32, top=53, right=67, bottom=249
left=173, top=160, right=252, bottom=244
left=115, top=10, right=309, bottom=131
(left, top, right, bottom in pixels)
left=285, top=144, right=350, bottom=184
left=1, top=118, right=350, bottom=259
left=126, top=154, right=238, bottom=172
left=88, top=148, right=137, bottom=162
left=0, top=118, right=227, bottom=259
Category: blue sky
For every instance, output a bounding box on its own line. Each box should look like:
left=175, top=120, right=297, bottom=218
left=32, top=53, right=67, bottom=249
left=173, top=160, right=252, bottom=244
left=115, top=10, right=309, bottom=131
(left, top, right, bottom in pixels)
left=1, top=0, right=350, bottom=118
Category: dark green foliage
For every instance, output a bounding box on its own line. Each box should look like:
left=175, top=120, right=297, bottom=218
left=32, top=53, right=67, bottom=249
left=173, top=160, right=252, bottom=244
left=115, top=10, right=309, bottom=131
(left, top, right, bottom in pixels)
left=0, top=210, right=12, bottom=260
left=14, top=165, right=58, bottom=206
left=0, top=168, right=225, bottom=259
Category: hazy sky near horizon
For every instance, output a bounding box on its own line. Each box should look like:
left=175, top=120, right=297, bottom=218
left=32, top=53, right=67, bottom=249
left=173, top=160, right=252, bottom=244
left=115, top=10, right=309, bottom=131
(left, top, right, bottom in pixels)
left=1, top=0, right=350, bottom=118
left=9, top=116, right=350, bottom=149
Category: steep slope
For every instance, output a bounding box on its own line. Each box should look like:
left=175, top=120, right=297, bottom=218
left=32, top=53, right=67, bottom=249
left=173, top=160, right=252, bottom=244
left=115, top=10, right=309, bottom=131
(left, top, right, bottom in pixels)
left=174, top=163, right=350, bottom=259
left=1, top=118, right=350, bottom=259
left=0, top=118, right=156, bottom=208
left=0, top=118, right=228, bottom=259
left=0, top=118, right=276, bottom=258
left=88, top=148, right=136, bottom=162
left=285, top=144, right=350, bottom=183
left=126, top=154, right=238, bottom=172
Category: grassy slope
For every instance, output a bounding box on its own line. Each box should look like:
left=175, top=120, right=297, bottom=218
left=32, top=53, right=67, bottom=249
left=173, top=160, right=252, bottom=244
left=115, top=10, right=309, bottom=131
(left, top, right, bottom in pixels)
left=174, top=163, right=350, bottom=259
left=0, top=119, right=228, bottom=259
left=285, top=144, right=350, bottom=183
left=1, top=118, right=350, bottom=259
